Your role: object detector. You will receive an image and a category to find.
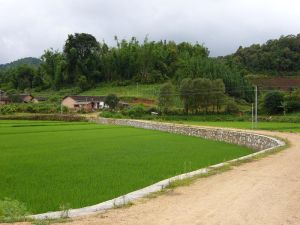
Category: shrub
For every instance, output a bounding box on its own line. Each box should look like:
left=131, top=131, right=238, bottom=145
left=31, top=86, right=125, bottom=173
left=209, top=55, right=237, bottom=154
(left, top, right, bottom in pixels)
left=104, top=94, right=120, bottom=111
left=283, top=89, right=300, bottom=113
left=225, top=100, right=240, bottom=114
left=0, top=105, right=17, bottom=115
left=48, top=95, right=61, bottom=103
left=262, top=91, right=284, bottom=115
left=0, top=198, right=28, bottom=223
left=127, top=104, right=146, bottom=118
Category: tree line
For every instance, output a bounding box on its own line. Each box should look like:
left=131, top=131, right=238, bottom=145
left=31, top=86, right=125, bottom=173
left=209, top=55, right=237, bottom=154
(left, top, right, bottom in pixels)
left=158, top=78, right=229, bottom=114
left=0, top=33, right=252, bottom=100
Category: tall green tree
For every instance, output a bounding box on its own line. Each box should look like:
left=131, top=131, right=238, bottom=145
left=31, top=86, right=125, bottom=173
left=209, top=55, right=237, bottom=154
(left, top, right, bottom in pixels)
left=262, top=91, right=284, bottom=115
left=158, top=82, right=174, bottom=113
left=179, top=78, right=193, bottom=114
left=63, top=33, right=99, bottom=84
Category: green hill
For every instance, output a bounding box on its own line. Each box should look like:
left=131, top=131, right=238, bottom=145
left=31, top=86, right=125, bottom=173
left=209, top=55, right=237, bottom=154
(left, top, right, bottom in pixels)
left=227, top=34, right=300, bottom=75
left=0, top=57, right=41, bottom=70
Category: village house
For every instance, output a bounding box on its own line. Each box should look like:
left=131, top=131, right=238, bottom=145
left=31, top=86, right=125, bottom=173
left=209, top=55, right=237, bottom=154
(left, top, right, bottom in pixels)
left=62, top=96, right=107, bottom=112
left=0, top=96, right=10, bottom=105
left=0, top=92, right=38, bottom=105
left=0, top=90, right=9, bottom=105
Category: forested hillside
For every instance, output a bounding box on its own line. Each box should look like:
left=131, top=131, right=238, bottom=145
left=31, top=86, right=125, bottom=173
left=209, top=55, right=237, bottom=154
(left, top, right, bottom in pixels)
left=0, top=33, right=252, bottom=100
left=226, top=34, right=300, bottom=75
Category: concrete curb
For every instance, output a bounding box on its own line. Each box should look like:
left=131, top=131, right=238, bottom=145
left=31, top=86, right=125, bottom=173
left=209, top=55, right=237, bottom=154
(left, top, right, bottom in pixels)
left=30, top=119, right=285, bottom=220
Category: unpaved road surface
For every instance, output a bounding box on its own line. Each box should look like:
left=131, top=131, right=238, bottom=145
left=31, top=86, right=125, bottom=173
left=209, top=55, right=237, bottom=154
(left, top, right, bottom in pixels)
left=6, top=130, right=300, bottom=225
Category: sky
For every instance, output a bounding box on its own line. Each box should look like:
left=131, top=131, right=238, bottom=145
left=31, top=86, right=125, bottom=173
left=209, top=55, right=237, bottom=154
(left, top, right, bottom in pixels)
left=0, top=0, right=300, bottom=64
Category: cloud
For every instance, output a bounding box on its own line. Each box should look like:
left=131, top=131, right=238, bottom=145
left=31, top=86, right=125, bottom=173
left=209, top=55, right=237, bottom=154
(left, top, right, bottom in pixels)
left=0, top=0, right=299, bottom=63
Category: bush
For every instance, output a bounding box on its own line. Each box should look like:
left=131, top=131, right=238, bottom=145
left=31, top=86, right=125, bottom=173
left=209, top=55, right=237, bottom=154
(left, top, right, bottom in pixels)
left=104, top=94, right=120, bottom=111
left=0, top=198, right=28, bottom=223
left=127, top=104, right=146, bottom=118
left=283, top=89, right=300, bottom=113
left=0, top=105, right=17, bottom=115
left=48, top=95, right=61, bottom=103
left=263, top=91, right=284, bottom=115
left=101, top=111, right=124, bottom=119
left=225, top=101, right=240, bottom=114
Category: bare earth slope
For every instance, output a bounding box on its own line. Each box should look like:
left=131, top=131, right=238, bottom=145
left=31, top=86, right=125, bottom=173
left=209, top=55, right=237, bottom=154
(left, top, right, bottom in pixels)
left=7, top=129, right=300, bottom=225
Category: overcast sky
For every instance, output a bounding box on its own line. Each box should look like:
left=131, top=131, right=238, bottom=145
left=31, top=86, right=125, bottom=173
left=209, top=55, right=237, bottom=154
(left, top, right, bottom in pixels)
left=0, top=0, right=299, bottom=64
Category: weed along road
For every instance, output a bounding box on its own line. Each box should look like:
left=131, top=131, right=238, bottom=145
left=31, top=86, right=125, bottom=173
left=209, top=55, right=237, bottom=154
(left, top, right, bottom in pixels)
left=51, top=129, right=300, bottom=225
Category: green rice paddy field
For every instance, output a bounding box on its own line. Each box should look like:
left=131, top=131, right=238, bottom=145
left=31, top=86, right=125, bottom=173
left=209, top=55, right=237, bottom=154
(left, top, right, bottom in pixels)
left=0, top=120, right=252, bottom=214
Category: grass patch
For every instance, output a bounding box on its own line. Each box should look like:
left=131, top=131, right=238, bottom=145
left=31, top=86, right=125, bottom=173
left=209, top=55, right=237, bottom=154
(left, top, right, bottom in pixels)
left=0, top=198, right=28, bottom=223
left=81, top=83, right=161, bottom=99
left=0, top=120, right=252, bottom=214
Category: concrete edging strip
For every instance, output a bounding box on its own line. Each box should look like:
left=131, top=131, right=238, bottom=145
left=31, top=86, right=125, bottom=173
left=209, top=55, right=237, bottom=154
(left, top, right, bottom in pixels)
left=30, top=119, right=285, bottom=220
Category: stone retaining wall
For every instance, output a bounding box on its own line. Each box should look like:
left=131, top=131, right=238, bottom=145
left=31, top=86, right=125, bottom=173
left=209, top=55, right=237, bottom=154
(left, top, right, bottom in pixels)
left=96, top=118, right=282, bottom=151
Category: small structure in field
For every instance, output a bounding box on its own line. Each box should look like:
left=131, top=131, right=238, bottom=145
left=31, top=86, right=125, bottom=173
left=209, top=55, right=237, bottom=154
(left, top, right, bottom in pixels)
left=18, top=94, right=34, bottom=103
left=62, top=96, right=107, bottom=112
left=32, top=97, right=47, bottom=103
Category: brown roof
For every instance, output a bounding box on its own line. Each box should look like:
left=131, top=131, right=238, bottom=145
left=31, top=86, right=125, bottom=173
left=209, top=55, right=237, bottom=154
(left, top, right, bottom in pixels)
left=0, top=96, right=10, bottom=101
left=250, top=77, right=300, bottom=90
left=34, top=97, right=47, bottom=101
left=66, top=95, right=106, bottom=102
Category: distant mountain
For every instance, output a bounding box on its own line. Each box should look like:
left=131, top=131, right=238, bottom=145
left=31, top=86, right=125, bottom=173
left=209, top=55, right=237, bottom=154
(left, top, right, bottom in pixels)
left=0, top=57, right=41, bottom=70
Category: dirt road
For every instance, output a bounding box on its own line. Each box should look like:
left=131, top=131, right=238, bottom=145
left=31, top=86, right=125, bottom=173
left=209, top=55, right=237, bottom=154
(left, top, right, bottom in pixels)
left=9, top=130, right=300, bottom=225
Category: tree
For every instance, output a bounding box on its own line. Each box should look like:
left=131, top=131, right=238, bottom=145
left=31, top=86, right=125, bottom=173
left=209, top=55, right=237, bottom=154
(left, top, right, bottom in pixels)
left=283, top=89, right=300, bottom=113
left=40, top=49, right=65, bottom=89
left=225, top=100, right=240, bottom=114
left=212, top=79, right=226, bottom=113
left=158, top=82, right=174, bottom=113
left=262, top=91, right=284, bottom=115
left=104, top=94, right=120, bottom=111
left=11, top=65, right=36, bottom=90
left=63, top=33, right=99, bottom=84
left=179, top=78, right=193, bottom=114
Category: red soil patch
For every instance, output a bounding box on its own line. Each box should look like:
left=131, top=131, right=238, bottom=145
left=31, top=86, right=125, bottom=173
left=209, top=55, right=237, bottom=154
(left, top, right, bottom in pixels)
left=251, top=77, right=300, bottom=90
left=132, top=98, right=156, bottom=105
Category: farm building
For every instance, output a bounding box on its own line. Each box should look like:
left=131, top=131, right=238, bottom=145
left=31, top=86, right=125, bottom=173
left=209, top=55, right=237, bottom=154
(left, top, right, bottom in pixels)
left=0, top=90, right=9, bottom=105
left=0, top=96, right=10, bottom=105
left=18, top=94, right=34, bottom=103
left=0, top=93, right=41, bottom=104
left=62, top=96, right=107, bottom=112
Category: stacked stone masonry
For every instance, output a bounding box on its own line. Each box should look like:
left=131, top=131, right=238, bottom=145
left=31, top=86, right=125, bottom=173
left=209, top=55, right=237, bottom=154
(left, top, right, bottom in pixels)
left=97, top=118, right=281, bottom=151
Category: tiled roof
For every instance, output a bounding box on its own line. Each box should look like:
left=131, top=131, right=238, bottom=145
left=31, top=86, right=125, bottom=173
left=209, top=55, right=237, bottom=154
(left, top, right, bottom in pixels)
left=67, top=95, right=106, bottom=102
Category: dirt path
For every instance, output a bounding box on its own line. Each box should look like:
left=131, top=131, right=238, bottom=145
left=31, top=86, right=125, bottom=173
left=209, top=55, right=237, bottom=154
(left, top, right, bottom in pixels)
left=8, top=130, right=300, bottom=225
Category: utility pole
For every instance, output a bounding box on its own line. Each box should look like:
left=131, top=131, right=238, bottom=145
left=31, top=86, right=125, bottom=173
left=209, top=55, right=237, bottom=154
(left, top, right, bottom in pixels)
left=255, top=85, right=258, bottom=129
left=251, top=103, right=254, bottom=129
left=0, top=91, right=2, bottom=114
